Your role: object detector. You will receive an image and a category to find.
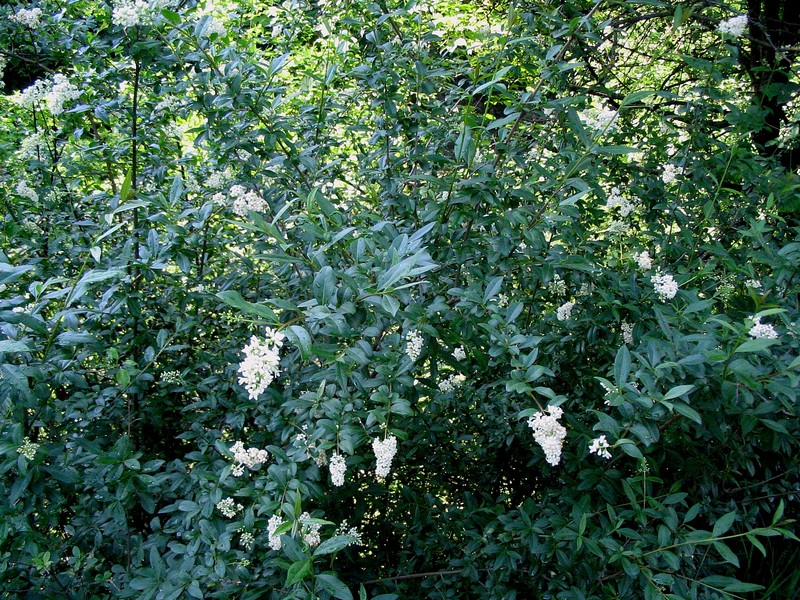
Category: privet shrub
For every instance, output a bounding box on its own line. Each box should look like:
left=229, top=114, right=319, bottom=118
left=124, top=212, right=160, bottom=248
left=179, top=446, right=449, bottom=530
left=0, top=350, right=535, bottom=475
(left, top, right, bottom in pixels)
left=0, top=0, right=798, bottom=598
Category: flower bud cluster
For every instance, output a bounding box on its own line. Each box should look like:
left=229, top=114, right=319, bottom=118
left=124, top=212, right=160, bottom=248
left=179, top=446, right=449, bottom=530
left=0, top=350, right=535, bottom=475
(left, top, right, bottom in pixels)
left=17, top=437, right=39, bottom=461
left=405, top=330, right=423, bottom=362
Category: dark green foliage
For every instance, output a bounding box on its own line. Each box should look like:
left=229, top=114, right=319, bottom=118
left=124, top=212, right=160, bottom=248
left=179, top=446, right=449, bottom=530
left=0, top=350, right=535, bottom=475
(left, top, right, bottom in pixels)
left=0, top=0, right=798, bottom=598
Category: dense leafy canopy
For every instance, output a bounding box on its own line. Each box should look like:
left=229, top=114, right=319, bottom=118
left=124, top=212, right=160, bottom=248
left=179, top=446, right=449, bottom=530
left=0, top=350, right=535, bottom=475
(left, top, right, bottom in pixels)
left=1, top=0, right=799, bottom=598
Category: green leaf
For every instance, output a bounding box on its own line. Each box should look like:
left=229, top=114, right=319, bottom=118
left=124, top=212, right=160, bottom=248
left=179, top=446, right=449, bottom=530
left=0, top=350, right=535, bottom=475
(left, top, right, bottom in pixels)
left=734, top=338, right=778, bottom=353
left=316, top=573, right=353, bottom=600
left=620, top=90, right=654, bottom=107
left=672, top=402, right=702, bottom=425
left=483, top=276, right=504, bottom=303
left=712, top=510, right=736, bottom=537
left=216, top=290, right=278, bottom=321
left=120, top=167, right=134, bottom=202
left=614, top=345, right=631, bottom=387
left=771, top=499, right=785, bottom=525
left=286, top=558, right=313, bottom=586
left=286, top=325, right=312, bottom=359
left=314, top=535, right=354, bottom=557
left=0, top=340, right=31, bottom=353
left=713, top=541, right=739, bottom=566
left=663, top=384, right=694, bottom=400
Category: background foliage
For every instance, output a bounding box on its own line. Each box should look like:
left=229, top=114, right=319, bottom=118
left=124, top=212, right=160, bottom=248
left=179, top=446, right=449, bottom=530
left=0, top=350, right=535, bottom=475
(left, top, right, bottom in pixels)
left=1, top=0, right=799, bottom=598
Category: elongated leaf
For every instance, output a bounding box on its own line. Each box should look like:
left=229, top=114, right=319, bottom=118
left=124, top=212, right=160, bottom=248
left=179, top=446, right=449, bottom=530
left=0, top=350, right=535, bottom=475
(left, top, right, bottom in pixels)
left=216, top=290, right=278, bottom=320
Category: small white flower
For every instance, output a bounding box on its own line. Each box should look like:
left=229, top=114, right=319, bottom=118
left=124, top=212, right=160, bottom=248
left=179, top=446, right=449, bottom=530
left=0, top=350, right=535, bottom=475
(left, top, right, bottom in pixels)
left=405, top=330, right=424, bottom=362
left=335, top=520, right=364, bottom=545
left=237, top=327, right=284, bottom=400
left=632, top=251, right=652, bottom=271
left=717, top=15, right=748, bottom=38
left=10, top=7, right=44, bottom=28
left=549, top=274, right=567, bottom=297
left=605, top=186, right=637, bottom=217
left=230, top=441, right=269, bottom=473
left=621, top=321, right=634, bottom=345
left=748, top=316, right=778, bottom=340
left=267, top=514, right=284, bottom=551
left=661, top=164, right=682, bottom=184
left=556, top=301, right=575, bottom=321
left=15, top=181, right=38, bottom=203
left=45, top=74, right=81, bottom=115
left=745, top=279, right=762, bottom=290
left=329, top=452, right=346, bottom=487
left=161, top=370, right=181, bottom=384
left=452, top=346, right=466, bottom=361
left=17, top=437, right=39, bottom=460
left=230, top=184, right=268, bottom=217
left=527, top=405, right=566, bottom=466
left=217, top=497, right=243, bottom=518
left=651, top=273, right=678, bottom=301
left=240, top=531, right=254, bottom=549
left=438, top=373, right=466, bottom=393
left=373, top=436, right=398, bottom=478
left=300, top=512, right=321, bottom=547
left=588, top=435, right=612, bottom=459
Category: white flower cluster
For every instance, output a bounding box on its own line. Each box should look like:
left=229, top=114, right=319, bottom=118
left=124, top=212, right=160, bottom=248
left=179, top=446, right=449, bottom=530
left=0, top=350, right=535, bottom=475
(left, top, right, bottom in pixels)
left=239, top=531, right=254, bottom=549
left=300, top=512, right=321, bottom=547
left=527, top=405, right=567, bottom=466
left=11, top=7, right=44, bottom=28
left=605, top=186, right=638, bottom=217
left=556, top=301, right=575, bottom=322
left=549, top=273, right=567, bottom=297
left=438, top=373, right=466, bottom=393
left=206, top=168, right=232, bottom=190
left=238, top=327, right=285, bottom=400
left=580, top=106, right=618, bottom=132
left=632, top=250, right=652, bottom=271
left=217, top=497, right=243, bottom=518
left=745, top=279, right=762, bottom=290
left=452, top=346, right=466, bottom=361
left=405, top=330, right=424, bottom=362
left=16, top=181, right=39, bottom=203
left=651, top=273, right=678, bottom=301
left=329, top=452, right=346, bottom=486
left=621, top=321, right=634, bottom=345
left=230, top=184, right=268, bottom=217
left=718, top=15, right=748, bottom=38
left=17, top=437, right=39, bottom=460
left=230, top=441, right=269, bottom=476
left=748, top=316, right=778, bottom=340
left=14, top=75, right=80, bottom=115
left=373, top=436, right=397, bottom=478
left=199, top=14, right=227, bottom=38
left=588, top=435, right=612, bottom=459
left=335, top=520, right=364, bottom=546
left=267, top=514, right=284, bottom=551
left=661, top=163, right=683, bottom=184
left=160, top=370, right=181, bottom=384
left=112, top=0, right=176, bottom=28
left=46, top=74, right=81, bottom=115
